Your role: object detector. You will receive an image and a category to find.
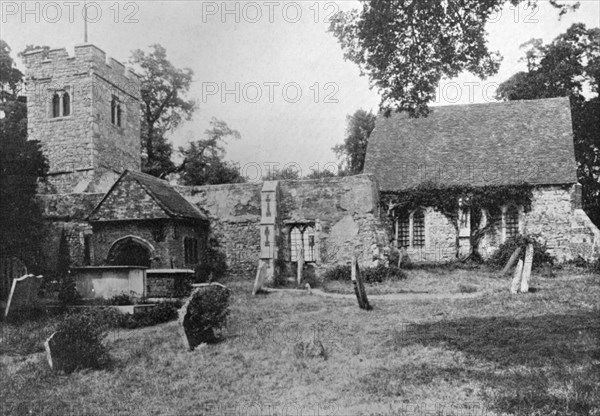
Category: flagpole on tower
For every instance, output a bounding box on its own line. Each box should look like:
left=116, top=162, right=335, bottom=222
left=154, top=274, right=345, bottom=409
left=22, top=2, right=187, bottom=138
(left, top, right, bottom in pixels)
left=84, top=0, right=88, bottom=43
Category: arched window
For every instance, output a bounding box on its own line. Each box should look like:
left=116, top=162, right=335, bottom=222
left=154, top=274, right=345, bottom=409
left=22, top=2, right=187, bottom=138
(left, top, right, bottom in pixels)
left=52, top=93, right=60, bottom=117
left=111, top=95, right=122, bottom=127
left=413, top=209, right=425, bottom=247
left=289, top=223, right=316, bottom=262
left=505, top=205, right=520, bottom=239
left=62, top=92, right=70, bottom=116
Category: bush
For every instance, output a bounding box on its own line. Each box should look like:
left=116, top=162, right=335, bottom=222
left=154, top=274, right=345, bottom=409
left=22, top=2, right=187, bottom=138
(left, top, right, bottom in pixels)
left=108, top=293, right=133, bottom=306
left=322, top=264, right=351, bottom=281
left=50, top=311, right=110, bottom=373
left=58, top=273, right=82, bottom=306
left=118, top=302, right=179, bottom=329
left=362, top=264, right=407, bottom=283
left=488, top=235, right=555, bottom=270
left=322, top=263, right=407, bottom=283
left=183, top=285, right=230, bottom=346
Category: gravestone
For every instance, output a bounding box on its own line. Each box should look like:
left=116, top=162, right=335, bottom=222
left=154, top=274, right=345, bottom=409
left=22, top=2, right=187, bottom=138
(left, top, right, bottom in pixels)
left=351, top=256, right=372, bottom=310
left=520, top=243, right=534, bottom=293
left=294, top=336, right=326, bottom=360
left=252, top=261, right=269, bottom=295
left=44, top=332, right=65, bottom=371
left=501, top=247, right=522, bottom=276
left=178, top=283, right=230, bottom=351
left=510, top=259, right=524, bottom=294
left=4, top=274, right=43, bottom=318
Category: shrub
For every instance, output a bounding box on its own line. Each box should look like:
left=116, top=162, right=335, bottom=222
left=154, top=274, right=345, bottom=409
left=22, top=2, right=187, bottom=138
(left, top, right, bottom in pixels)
left=109, top=293, right=132, bottom=306
left=183, top=285, right=230, bottom=346
left=322, top=263, right=407, bottom=283
left=118, top=302, right=179, bottom=329
left=322, top=264, right=351, bottom=281
left=362, top=264, right=407, bottom=283
left=488, top=235, right=554, bottom=270
left=50, top=311, right=110, bottom=373
left=58, top=273, right=82, bottom=306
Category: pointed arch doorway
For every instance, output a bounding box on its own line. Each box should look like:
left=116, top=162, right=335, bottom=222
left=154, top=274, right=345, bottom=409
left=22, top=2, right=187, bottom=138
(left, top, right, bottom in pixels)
left=107, top=236, right=154, bottom=268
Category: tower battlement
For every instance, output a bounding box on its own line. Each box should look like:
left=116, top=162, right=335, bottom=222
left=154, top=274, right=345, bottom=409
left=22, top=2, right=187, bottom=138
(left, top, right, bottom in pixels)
left=23, top=44, right=142, bottom=194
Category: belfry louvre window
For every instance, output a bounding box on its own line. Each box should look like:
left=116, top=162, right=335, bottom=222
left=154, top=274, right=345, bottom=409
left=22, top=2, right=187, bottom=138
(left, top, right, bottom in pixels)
left=50, top=90, right=70, bottom=118
left=505, top=206, right=520, bottom=239
left=184, top=237, right=199, bottom=264
left=111, top=95, right=122, bottom=127
left=289, top=224, right=316, bottom=262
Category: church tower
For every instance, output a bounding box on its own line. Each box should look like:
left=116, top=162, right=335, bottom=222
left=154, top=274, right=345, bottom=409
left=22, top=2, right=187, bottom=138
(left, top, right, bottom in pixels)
left=22, top=44, right=141, bottom=193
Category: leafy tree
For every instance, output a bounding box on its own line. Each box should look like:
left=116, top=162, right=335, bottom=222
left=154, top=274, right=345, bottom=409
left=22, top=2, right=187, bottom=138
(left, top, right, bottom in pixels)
left=130, top=44, right=196, bottom=178
left=0, top=40, right=24, bottom=98
left=0, top=41, right=48, bottom=266
left=332, top=109, right=376, bottom=175
left=497, top=24, right=600, bottom=226
left=304, top=168, right=338, bottom=180
left=329, top=0, right=579, bottom=116
left=263, top=166, right=301, bottom=181
left=178, top=118, right=244, bottom=186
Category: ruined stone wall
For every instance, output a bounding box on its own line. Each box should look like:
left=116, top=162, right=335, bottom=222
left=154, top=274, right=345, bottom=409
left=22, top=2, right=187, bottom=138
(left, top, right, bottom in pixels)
left=23, top=44, right=140, bottom=193
left=178, top=175, right=390, bottom=276
left=279, top=175, right=388, bottom=268
left=176, top=182, right=262, bottom=275
left=524, top=184, right=600, bottom=262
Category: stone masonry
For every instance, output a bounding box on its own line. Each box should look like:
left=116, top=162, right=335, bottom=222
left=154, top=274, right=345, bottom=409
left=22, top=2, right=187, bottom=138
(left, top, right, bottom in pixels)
left=22, top=44, right=141, bottom=194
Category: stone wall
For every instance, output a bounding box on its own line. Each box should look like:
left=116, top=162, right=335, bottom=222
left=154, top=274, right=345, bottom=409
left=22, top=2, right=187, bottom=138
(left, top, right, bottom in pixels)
left=179, top=175, right=390, bottom=276
left=23, top=44, right=140, bottom=193
left=90, top=221, right=207, bottom=269
left=35, top=193, right=102, bottom=272
left=176, top=182, right=262, bottom=274
left=524, top=185, right=600, bottom=262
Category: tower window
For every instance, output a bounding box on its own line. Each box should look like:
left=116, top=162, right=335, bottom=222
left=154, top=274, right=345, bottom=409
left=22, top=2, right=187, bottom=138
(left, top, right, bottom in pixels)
left=52, top=93, right=60, bottom=117
left=111, top=95, right=122, bottom=127
left=62, top=92, right=70, bottom=116
left=50, top=89, right=71, bottom=118
left=413, top=209, right=425, bottom=247
left=397, top=217, right=410, bottom=248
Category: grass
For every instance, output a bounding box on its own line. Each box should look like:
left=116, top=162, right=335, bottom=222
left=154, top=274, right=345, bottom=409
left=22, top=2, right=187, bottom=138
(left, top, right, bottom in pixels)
left=1, top=268, right=599, bottom=415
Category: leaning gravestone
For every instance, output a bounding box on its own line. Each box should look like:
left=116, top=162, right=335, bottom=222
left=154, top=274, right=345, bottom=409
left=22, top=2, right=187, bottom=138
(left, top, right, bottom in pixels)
left=510, top=258, right=524, bottom=294
left=351, top=256, right=372, bottom=310
left=178, top=283, right=230, bottom=351
left=44, top=332, right=65, bottom=372
left=252, top=261, right=268, bottom=295
left=520, top=243, right=534, bottom=293
left=501, top=247, right=522, bottom=277
left=4, top=274, right=43, bottom=318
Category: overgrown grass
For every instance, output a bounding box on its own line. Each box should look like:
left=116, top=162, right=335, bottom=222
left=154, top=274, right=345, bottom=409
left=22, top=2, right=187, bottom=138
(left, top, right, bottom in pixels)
left=1, top=269, right=599, bottom=415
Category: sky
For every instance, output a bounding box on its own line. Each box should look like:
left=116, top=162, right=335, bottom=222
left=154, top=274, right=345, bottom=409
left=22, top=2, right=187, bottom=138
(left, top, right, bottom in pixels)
left=1, top=0, right=599, bottom=180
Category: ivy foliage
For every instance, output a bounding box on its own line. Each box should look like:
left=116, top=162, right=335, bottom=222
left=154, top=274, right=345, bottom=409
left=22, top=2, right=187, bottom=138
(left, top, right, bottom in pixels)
left=383, top=181, right=534, bottom=222
left=382, top=181, right=535, bottom=254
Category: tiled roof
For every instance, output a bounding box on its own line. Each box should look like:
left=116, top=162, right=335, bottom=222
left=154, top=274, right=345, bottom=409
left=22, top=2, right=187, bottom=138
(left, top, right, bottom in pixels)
left=126, top=171, right=207, bottom=221
left=88, top=170, right=207, bottom=222
left=363, top=97, right=578, bottom=192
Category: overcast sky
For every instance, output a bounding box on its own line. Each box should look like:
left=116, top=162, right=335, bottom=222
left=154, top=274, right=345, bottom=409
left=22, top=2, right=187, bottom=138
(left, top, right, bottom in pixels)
left=2, top=1, right=599, bottom=179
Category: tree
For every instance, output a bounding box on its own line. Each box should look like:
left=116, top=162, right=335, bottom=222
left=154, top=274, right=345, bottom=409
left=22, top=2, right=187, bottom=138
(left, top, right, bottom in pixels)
left=329, top=0, right=579, bottom=117
left=263, top=166, right=302, bottom=181
left=497, top=24, right=600, bottom=226
left=0, top=41, right=48, bottom=266
left=178, top=118, right=245, bottom=186
left=333, top=109, right=376, bottom=175
left=130, top=44, right=196, bottom=178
